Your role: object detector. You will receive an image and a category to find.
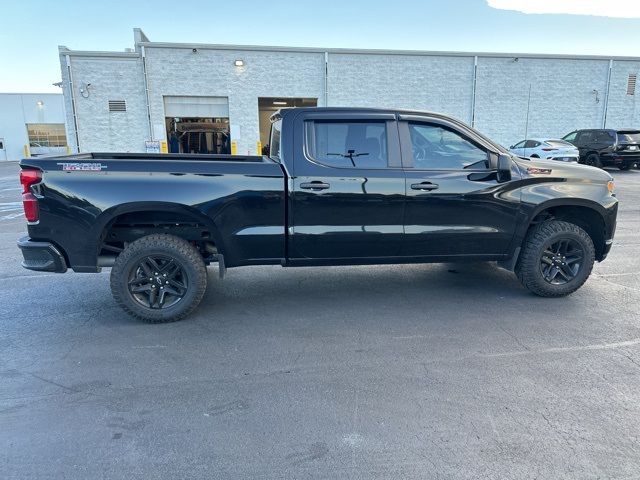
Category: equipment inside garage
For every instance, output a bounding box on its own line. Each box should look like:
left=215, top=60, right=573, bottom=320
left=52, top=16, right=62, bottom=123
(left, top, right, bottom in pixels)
left=164, top=96, right=231, bottom=154
left=258, top=97, right=317, bottom=152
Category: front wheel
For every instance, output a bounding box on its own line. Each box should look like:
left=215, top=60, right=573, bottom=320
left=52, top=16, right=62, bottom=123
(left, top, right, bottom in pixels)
left=515, top=220, right=595, bottom=297
left=110, top=234, right=207, bottom=323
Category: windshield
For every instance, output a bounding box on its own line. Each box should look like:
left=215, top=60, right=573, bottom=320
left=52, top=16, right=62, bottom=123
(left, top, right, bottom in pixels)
left=617, top=131, right=640, bottom=143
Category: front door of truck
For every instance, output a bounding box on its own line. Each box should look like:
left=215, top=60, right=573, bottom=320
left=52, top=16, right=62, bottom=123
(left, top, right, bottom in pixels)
left=289, top=111, right=405, bottom=261
left=398, top=116, right=520, bottom=258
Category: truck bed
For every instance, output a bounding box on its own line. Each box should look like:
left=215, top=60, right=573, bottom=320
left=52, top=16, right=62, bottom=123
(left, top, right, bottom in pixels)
left=36, top=152, right=270, bottom=163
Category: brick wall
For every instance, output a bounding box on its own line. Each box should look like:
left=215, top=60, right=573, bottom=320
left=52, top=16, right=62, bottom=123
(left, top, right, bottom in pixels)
left=61, top=43, right=640, bottom=154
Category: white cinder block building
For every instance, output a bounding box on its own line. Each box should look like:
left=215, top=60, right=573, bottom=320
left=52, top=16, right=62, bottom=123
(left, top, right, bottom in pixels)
left=59, top=28, right=639, bottom=156
left=0, top=93, right=67, bottom=161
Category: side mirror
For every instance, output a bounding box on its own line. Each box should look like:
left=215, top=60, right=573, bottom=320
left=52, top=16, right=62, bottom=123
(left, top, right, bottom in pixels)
left=509, top=145, right=514, bottom=149
left=497, top=154, right=512, bottom=182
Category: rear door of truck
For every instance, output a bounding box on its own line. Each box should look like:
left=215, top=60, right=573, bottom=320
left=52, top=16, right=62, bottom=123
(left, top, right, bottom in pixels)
left=288, top=110, right=405, bottom=261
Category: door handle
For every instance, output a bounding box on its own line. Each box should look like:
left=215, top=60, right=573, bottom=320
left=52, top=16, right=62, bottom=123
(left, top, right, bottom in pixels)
left=300, top=181, right=330, bottom=191
left=410, top=182, right=439, bottom=191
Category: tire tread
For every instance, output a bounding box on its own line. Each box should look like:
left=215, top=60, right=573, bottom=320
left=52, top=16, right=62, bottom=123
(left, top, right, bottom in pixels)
left=110, top=234, right=207, bottom=323
left=515, top=220, right=595, bottom=297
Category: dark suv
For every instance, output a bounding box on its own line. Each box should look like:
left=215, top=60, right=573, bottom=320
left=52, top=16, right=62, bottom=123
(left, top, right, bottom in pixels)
left=562, top=129, right=640, bottom=170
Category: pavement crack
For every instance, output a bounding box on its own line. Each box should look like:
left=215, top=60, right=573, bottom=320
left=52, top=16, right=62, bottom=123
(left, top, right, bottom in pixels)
left=27, top=372, right=80, bottom=393
left=497, top=324, right=530, bottom=351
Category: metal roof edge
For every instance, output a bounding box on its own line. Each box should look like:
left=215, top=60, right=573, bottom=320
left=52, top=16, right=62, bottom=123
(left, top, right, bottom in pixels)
left=133, top=41, right=640, bottom=62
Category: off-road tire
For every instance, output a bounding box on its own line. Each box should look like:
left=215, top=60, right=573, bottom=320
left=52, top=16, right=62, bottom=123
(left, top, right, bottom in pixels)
left=110, top=234, right=207, bottom=323
left=515, top=220, right=595, bottom=297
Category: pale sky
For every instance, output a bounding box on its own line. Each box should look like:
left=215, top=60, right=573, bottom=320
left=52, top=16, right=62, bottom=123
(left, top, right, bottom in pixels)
left=2, top=0, right=639, bottom=93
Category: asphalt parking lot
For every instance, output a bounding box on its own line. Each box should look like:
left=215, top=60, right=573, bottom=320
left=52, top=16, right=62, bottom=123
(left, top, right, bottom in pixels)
left=1, top=161, right=639, bottom=479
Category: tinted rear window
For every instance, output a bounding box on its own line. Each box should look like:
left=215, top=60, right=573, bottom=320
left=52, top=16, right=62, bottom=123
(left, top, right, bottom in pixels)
left=546, top=140, right=574, bottom=147
left=617, top=131, right=640, bottom=143
left=269, top=120, right=282, bottom=161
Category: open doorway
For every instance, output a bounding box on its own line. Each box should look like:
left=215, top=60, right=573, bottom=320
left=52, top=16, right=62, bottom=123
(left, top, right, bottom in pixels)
left=164, top=96, right=231, bottom=154
left=165, top=117, right=230, bottom=154
left=258, top=97, right=317, bottom=153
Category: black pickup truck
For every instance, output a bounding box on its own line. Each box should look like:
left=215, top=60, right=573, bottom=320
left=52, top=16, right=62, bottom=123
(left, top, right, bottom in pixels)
left=18, top=108, right=618, bottom=322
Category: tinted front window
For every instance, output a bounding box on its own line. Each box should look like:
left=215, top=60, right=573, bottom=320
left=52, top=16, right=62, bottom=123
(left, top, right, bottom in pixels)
left=512, top=140, right=526, bottom=149
left=409, top=123, right=488, bottom=170
left=307, top=121, right=388, bottom=168
left=617, top=131, right=640, bottom=143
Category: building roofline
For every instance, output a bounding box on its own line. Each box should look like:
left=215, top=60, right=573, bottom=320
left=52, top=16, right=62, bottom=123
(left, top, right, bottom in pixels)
left=58, top=46, right=139, bottom=59
left=130, top=41, right=640, bottom=62
left=56, top=36, right=640, bottom=62
left=0, top=92, right=63, bottom=96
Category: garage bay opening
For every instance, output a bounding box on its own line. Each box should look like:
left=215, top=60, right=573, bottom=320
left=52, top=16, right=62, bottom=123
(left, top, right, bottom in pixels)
left=164, top=96, right=231, bottom=154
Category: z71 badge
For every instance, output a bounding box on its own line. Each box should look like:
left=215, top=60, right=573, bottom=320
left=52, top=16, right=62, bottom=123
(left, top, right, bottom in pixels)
left=57, top=162, right=107, bottom=171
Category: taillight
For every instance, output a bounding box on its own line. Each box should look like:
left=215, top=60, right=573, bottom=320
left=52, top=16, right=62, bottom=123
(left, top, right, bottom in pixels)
left=19, top=168, right=42, bottom=223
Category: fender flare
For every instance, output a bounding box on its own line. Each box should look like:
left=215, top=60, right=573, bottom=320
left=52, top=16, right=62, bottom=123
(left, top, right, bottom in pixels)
left=90, top=201, right=228, bottom=258
left=513, top=197, right=608, bottom=250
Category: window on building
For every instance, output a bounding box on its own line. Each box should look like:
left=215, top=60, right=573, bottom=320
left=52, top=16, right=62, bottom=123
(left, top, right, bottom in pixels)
left=408, top=123, right=489, bottom=170
left=306, top=121, right=389, bottom=169
left=26, top=124, right=67, bottom=147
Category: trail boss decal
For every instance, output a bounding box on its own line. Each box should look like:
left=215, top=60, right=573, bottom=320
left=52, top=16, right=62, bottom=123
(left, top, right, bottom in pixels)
left=527, top=167, right=552, bottom=175
left=57, top=162, right=107, bottom=171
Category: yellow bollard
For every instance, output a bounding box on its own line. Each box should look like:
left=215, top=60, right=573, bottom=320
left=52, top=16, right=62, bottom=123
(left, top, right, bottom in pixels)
left=23, top=144, right=31, bottom=158
left=231, top=141, right=238, bottom=155
left=160, top=141, right=168, bottom=153
left=257, top=140, right=262, bottom=155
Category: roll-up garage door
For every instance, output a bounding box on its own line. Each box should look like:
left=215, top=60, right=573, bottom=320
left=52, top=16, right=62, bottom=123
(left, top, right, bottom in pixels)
left=163, top=96, right=229, bottom=118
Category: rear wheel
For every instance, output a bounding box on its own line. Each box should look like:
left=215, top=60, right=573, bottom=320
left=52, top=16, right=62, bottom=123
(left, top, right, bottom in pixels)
left=110, top=234, right=207, bottom=323
left=585, top=153, right=602, bottom=168
left=618, top=164, right=631, bottom=171
left=515, top=220, right=595, bottom=297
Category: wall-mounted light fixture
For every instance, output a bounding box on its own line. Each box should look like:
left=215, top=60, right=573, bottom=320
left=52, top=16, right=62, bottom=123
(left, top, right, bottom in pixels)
left=234, top=59, right=245, bottom=67
left=36, top=100, right=44, bottom=107
left=80, top=83, right=92, bottom=98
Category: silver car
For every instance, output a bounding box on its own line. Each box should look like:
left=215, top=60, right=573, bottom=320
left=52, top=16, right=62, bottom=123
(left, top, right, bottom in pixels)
left=509, top=138, right=579, bottom=162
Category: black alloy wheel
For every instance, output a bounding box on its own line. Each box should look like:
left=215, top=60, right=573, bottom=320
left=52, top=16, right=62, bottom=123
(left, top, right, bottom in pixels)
left=110, top=234, right=207, bottom=323
left=127, top=255, right=188, bottom=309
left=539, top=238, right=584, bottom=285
